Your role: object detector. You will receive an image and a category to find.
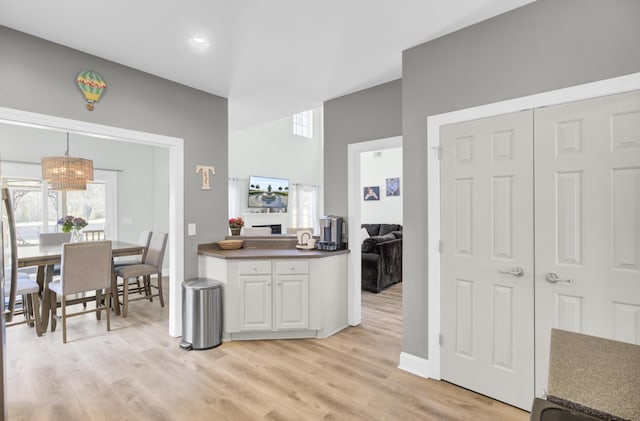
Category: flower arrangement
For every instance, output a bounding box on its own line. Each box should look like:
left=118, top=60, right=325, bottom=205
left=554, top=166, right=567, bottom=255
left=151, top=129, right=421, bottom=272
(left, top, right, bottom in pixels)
left=57, top=215, right=88, bottom=233
left=228, top=217, right=245, bottom=228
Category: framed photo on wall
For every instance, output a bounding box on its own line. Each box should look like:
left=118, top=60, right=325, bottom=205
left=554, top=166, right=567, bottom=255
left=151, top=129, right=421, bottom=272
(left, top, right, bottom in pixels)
left=386, top=177, right=400, bottom=196
left=363, top=186, right=380, bottom=201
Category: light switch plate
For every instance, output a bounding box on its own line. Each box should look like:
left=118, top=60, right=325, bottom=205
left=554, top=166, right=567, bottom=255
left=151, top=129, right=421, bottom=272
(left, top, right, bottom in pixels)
left=188, top=223, right=196, bottom=236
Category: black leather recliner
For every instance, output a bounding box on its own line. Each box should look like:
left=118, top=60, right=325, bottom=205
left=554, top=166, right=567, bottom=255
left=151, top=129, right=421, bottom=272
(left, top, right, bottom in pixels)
left=361, top=224, right=402, bottom=293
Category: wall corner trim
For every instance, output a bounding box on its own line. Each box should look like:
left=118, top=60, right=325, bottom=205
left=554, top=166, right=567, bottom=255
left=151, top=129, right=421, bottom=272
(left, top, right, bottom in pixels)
left=398, top=352, right=434, bottom=379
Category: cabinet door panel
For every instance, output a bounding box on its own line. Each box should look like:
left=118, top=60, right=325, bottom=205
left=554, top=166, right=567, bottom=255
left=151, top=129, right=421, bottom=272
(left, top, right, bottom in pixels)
left=275, top=275, right=309, bottom=330
left=239, top=275, right=272, bottom=331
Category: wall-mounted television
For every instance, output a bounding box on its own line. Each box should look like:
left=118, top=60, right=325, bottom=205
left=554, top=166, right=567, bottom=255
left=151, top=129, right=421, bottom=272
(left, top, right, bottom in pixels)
left=248, top=175, right=289, bottom=211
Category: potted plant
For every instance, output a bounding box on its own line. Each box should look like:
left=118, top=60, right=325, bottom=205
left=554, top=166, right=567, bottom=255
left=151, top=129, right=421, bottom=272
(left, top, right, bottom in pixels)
left=228, top=216, right=244, bottom=236
left=58, top=215, right=88, bottom=242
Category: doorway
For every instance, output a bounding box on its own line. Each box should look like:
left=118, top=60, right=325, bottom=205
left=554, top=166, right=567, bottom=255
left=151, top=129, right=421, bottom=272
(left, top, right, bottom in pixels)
left=347, top=136, right=402, bottom=326
left=0, top=106, right=185, bottom=336
left=437, top=88, right=640, bottom=409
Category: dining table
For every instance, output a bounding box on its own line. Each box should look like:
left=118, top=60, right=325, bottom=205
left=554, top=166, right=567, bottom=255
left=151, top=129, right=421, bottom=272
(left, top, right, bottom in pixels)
left=17, top=240, right=145, bottom=332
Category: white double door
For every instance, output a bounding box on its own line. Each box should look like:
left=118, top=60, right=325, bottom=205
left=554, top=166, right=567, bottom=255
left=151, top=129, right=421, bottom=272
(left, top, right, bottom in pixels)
left=440, top=91, right=640, bottom=410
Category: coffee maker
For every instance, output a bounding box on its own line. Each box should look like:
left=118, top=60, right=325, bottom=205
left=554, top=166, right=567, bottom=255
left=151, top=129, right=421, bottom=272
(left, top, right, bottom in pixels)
left=318, top=215, right=345, bottom=251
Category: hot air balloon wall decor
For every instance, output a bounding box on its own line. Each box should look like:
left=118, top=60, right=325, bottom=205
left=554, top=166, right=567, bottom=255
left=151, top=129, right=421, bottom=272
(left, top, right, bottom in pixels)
left=76, top=70, right=107, bottom=111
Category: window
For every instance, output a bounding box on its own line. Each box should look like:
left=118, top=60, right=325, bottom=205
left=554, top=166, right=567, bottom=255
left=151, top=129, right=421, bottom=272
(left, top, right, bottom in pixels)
left=289, top=183, right=320, bottom=234
left=1, top=162, right=117, bottom=245
left=293, top=110, right=313, bottom=138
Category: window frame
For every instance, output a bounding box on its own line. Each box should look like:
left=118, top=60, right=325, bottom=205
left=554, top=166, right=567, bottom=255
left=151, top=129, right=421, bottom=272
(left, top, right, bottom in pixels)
left=1, top=161, right=118, bottom=241
left=293, top=110, right=313, bottom=139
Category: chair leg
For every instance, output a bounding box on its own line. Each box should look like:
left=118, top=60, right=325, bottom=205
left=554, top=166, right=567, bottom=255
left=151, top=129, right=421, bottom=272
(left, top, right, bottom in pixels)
left=61, top=295, right=67, bottom=344
left=123, top=277, right=129, bottom=318
left=145, top=275, right=153, bottom=302
left=157, top=273, right=165, bottom=308
left=105, top=288, right=111, bottom=332
left=95, top=289, right=102, bottom=320
left=29, top=293, right=42, bottom=337
left=22, top=294, right=33, bottom=327
left=50, top=291, right=57, bottom=332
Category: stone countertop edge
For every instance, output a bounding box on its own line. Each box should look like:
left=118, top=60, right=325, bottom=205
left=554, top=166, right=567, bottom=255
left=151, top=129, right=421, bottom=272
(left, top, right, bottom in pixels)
left=548, top=328, right=640, bottom=421
left=198, top=243, right=350, bottom=259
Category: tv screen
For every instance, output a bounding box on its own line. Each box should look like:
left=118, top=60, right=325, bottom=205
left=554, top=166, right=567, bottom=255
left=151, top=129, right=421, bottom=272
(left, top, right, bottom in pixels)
left=248, top=175, right=289, bottom=210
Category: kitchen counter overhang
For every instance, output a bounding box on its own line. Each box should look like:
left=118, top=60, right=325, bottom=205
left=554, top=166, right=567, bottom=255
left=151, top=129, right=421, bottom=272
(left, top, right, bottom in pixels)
left=198, top=245, right=350, bottom=259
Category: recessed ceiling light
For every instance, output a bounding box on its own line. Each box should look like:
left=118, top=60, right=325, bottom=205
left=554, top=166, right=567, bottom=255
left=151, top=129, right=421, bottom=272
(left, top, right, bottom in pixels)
left=188, top=36, right=210, bottom=50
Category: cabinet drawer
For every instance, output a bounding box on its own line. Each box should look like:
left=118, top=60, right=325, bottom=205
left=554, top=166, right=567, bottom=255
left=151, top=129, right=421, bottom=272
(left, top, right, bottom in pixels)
left=275, top=260, right=309, bottom=275
left=238, top=261, right=272, bottom=275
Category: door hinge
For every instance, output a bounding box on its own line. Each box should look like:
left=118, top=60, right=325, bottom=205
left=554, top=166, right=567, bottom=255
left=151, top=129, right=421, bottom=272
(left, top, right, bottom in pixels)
left=438, top=240, right=443, bottom=254
left=439, top=333, right=444, bottom=346
left=432, top=146, right=442, bottom=160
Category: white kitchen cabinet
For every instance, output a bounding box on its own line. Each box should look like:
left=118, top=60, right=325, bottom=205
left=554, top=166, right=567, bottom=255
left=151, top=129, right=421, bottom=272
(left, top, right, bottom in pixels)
left=198, top=252, right=348, bottom=341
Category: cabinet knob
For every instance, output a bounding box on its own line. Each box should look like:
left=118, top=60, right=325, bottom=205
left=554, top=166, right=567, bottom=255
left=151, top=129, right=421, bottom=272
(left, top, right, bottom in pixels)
left=277, top=282, right=281, bottom=286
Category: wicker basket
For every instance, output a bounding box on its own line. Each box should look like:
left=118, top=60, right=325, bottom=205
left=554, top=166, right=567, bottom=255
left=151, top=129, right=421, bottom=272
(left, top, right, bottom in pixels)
left=218, top=239, right=243, bottom=250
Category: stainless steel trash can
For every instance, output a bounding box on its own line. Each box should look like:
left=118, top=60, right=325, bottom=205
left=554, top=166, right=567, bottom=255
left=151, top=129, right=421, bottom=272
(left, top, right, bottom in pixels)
left=180, top=278, right=222, bottom=350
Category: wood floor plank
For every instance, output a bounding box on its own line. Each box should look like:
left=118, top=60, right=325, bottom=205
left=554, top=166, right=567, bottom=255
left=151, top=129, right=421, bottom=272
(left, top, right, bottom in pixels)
left=6, top=280, right=529, bottom=420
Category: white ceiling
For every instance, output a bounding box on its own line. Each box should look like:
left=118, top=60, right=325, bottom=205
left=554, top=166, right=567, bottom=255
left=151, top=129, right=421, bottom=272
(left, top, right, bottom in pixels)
left=0, top=0, right=534, bottom=132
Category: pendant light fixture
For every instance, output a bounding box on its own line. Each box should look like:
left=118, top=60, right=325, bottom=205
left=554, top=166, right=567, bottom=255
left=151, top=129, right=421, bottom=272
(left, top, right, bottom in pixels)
left=41, top=133, right=94, bottom=191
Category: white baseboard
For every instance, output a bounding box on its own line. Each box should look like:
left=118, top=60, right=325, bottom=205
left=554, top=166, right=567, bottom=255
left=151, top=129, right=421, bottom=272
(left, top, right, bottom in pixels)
left=398, top=352, right=433, bottom=379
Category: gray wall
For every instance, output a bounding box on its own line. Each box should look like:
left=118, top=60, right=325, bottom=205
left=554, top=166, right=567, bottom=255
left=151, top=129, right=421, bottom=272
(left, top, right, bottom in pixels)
left=324, top=0, right=640, bottom=360
left=324, top=79, right=402, bottom=219
left=0, top=26, right=228, bottom=279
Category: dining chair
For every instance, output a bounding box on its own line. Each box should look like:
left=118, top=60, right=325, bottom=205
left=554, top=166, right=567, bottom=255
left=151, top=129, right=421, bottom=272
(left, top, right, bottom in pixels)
left=115, top=232, right=167, bottom=317
left=39, top=232, right=72, bottom=246
left=48, top=240, right=112, bottom=343
left=39, top=232, right=71, bottom=276
left=114, top=230, right=152, bottom=296
left=2, top=188, right=43, bottom=336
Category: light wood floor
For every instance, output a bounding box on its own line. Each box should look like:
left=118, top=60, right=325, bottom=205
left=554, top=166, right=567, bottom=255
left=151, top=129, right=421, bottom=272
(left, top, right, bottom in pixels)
left=6, top=281, right=529, bottom=420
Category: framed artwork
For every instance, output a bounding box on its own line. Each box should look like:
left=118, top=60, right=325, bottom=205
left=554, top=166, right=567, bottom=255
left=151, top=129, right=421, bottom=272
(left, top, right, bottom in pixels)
left=363, top=186, right=380, bottom=201
left=386, top=177, right=400, bottom=196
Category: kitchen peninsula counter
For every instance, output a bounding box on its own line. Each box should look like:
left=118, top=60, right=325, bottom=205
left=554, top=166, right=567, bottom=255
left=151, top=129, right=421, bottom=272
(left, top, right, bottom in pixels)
left=198, top=236, right=349, bottom=341
left=198, top=245, right=349, bottom=259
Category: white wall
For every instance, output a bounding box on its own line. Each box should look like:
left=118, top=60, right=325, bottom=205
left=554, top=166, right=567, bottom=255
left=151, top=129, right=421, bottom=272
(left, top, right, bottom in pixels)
left=360, top=147, right=402, bottom=225
left=228, top=108, right=323, bottom=231
left=0, top=122, right=169, bottom=243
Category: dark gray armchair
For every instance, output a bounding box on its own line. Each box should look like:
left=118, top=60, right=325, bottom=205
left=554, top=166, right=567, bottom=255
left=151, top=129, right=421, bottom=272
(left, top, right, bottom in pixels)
left=361, top=224, right=402, bottom=293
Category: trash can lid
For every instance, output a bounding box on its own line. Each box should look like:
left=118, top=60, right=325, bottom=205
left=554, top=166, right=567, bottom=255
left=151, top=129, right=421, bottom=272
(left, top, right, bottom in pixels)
left=182, top=278, right=223, bottom=290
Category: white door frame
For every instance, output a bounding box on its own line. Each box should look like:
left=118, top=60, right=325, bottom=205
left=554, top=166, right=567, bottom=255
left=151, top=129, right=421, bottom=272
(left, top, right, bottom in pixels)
left=347, top=136, right=402, bottom=325
left=424, top=72, right=640, bottom=380
left=0, top=107, right=185, bottom=337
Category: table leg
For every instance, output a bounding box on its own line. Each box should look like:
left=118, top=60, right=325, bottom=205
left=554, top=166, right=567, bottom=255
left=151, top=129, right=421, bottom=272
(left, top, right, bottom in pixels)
left=111, top=259, right=121, bottom=315
left=37, top=264, right=55, bottom=333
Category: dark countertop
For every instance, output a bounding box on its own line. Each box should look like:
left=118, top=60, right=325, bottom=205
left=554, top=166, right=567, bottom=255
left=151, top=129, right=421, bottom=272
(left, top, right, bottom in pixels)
left=198, top=237, right=349, bottom=259
left=198, top=247, right=349, bottom=259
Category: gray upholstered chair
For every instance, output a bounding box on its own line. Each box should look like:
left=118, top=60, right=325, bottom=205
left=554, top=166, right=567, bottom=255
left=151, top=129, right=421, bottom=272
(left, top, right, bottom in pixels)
left=48, top=240, right=112, bottom=343
left=39, top=232, right=71, bottom=246
left=114, top=230, right=152, bottom=295
left=3, top=188, right=43, bottom=336
left=39, top=232, right=71, bottom=278
left=115, top=232, right=167, bottom=317
left=114, top=230, right=152, bottom=267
